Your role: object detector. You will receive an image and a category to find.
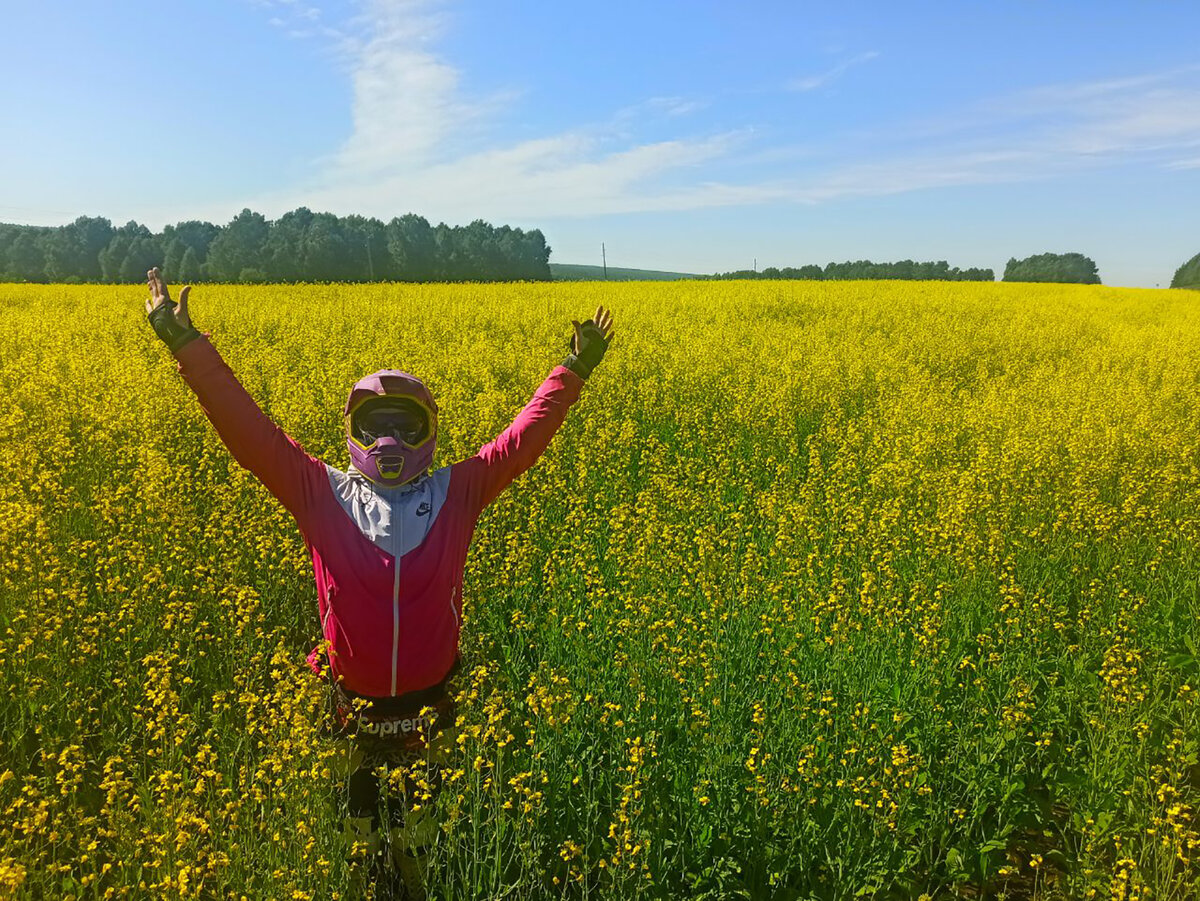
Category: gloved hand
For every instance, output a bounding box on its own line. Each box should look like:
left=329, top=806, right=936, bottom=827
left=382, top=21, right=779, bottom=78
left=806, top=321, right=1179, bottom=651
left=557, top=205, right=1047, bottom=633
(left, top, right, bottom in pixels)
left=563, top=305, right=615, bottom=380
left=145, top=267, right=201, bottom=352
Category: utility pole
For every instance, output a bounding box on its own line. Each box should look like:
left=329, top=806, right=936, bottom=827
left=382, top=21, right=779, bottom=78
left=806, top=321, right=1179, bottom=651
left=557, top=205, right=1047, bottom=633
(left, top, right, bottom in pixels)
left=602, top=243, right=608, bottom=280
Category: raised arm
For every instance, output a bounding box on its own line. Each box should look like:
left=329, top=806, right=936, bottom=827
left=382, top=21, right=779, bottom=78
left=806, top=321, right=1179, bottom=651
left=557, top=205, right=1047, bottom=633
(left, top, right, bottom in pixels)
left=144, top=268, right=327, bottom=528
left=465, top=306, right=615, bottom=512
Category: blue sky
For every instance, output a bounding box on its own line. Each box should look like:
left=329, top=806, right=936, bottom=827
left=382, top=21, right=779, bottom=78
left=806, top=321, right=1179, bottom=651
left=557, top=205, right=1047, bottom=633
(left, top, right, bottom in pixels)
left=2, top=0, right=1199, bottom=286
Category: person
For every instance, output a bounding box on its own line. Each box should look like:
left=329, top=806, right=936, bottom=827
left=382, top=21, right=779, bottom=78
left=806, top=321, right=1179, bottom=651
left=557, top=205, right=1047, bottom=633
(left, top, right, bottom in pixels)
left=143, top=267, right=615, bottom=898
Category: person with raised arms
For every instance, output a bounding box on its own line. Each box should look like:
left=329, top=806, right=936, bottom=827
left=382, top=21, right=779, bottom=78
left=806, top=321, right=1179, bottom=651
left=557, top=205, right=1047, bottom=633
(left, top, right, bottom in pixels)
left=143, top=267, right=615, bottom=898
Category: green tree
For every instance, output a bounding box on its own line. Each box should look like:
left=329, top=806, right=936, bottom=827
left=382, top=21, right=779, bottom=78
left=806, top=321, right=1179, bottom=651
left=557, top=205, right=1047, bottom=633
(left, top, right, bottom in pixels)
left=261, top=207, right=314, bottom=281
left=1003, top=252, right=1100, bottom=284
left=340, top=214, right=388, bottom=281
left=386, top=214, right=437, bottom=281
left=98, top=221, right=154, bottom=283
left=178, top=246, right=202, bottom=283
left=117, top=235, right=163, bottom=283
left=1170, top=252, right=1200, bottom=288
left=5, top=231, right=47, bottom=282
left=162, top=220, right=220, bottom=280
left=300, top=212, right=349, bottom=281
left=205, top=209, right=270, bottom=282
left=42, top=216, right=112, bottom=282
left=162, top=238, right=187, bottom=278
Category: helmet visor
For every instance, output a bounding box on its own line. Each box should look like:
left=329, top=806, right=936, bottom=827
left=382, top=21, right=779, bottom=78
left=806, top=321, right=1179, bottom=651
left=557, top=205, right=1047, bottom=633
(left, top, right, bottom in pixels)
left=350, top=397, right=431, bottom=448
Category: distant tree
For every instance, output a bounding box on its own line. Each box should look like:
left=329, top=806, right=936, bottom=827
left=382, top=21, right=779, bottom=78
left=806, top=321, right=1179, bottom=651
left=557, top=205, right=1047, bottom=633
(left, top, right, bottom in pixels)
left=163, top=239, right=191, bottom=279
left=432, top=223, right=460, bottom=281
left=42, top=216, right=112, bottom=282
left=961, top=267, right=994, bottom=281
left=98, top=221, right=155, bottom=283
left=1170, top=252, right=1200, bottom=288
left=178, top=246, right=203, bottom=283
left=1003, top=252, right=1100, bottom=284
left=169, top=220, right=221, bottom=257
left=5, top=231, right=47, bottom=282
left=497, top=228, right=524, bottom=281
left=205, top=209, right=270, bottom=282
left=301, top=212, right=350, bottom=281
left=0, top=226, right=17, bottom=271
left=522, top=229, right=552, bottom=280
left=262, top=207, right=313, bottom=281
left=386, top=214, right=437, bottom=281
left=117, top=235, right=163, bottom=283
left=455, top=219, right=500, bottom=281
left=340, top=214, right=388, bottom=281
left=161, top=220, right=219, bottom=281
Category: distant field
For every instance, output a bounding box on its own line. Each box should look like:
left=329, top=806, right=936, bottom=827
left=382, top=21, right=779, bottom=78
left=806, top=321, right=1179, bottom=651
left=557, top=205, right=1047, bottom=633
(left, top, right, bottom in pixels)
left=1, top=280, right=1199, bottom=899
left=550, top=262, right=699, bottom=281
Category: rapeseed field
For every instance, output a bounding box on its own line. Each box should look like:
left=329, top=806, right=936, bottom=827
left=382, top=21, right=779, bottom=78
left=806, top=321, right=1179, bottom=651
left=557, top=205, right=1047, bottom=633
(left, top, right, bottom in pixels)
left=1, top=280, right=1198, bottom=899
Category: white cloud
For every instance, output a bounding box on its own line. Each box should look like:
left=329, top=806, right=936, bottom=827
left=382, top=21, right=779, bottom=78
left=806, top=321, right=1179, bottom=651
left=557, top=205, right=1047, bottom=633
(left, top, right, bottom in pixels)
left=787, top=51, right=880, bottom=92
left=763, top=70, right=1200, bottom=205
left=248, top=0, right=751, bottom=220
left=239, top=2, right=1200, bottom=224
left=281, top=129, right=754, bottom=221
left=332, top=2, right=461, bottom=170
left=645, top=96, right=707, bottom=117
left=993, top=64, right=1200, bottom=109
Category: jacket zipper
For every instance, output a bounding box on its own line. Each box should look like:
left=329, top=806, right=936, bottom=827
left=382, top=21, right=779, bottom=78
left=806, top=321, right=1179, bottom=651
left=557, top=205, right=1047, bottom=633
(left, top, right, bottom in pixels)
left=391, top=516, right=402, bottom=695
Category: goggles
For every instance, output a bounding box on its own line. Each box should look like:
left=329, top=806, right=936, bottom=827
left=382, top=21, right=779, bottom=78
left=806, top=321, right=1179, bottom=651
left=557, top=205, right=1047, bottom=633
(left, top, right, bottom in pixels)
left=350, top=398, right=431, bottom=448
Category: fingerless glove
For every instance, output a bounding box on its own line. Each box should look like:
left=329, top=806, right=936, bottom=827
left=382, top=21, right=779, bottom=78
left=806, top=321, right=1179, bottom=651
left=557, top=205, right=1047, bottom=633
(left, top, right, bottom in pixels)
left=148, top=301, right=202, bottom=353
left=562, top=321, right=610, bottom=380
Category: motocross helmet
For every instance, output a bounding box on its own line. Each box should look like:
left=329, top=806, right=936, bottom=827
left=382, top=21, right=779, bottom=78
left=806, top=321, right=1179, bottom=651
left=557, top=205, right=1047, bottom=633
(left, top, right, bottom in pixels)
left=345, top=370, right=437, bottom=486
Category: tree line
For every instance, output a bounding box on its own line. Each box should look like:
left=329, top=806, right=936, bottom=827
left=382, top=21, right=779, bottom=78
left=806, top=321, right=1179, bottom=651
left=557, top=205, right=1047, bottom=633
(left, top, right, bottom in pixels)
left=707, top=252, right=1113, bottom=284
left=1002, top=252, right=1100, bottom=284
left=0, top=208, right=553, bottom=284
left=707, top=260, right=995, bottom=281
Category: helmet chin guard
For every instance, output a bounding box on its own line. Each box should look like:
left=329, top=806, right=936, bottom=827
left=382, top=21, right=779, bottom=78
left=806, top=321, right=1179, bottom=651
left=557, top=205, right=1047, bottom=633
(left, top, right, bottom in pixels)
left=345, top=370, right=438, bottom=486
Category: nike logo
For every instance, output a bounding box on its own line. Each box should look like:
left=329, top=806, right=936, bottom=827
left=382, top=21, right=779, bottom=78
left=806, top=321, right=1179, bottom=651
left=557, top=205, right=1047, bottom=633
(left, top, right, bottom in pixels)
left=416, top=501, right=431, bottom=516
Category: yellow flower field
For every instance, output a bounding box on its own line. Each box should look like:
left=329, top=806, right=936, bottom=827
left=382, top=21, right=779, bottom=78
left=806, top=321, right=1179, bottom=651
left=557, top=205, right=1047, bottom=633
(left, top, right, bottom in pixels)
left=1, top=280, right=1198, bottom=899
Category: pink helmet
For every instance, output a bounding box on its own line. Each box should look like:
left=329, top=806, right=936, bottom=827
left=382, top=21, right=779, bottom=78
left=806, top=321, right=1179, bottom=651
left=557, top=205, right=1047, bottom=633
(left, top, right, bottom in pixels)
left=344, top=370, right=438, bottom=486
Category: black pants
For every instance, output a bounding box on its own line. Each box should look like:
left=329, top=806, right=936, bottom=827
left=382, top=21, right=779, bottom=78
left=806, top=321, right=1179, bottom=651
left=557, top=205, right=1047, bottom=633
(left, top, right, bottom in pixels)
left=330, top=686, right=458, bottom=899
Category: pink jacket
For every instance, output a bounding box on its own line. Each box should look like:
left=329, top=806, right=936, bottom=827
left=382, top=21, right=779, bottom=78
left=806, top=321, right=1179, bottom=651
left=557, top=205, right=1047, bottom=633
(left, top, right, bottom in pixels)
left=174, top=335, right=584, bottom=697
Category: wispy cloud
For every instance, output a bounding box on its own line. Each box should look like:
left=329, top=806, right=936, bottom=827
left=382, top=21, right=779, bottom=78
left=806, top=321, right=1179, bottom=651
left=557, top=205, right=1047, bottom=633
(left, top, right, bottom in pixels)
left=332, top=1, right=466, bottom=171
left=250, top=0, right=350, bottom=45
left=248, top=0, right=749, bottom=220
left=645, top=96, right=707, bottom=117
left=239, top=1, right=1200, bottom=224
left=764, top=76, right=1200, bottom=204
left=287, top=129, right=754, bottom=221
left=787, top=51, right=880, bottom=92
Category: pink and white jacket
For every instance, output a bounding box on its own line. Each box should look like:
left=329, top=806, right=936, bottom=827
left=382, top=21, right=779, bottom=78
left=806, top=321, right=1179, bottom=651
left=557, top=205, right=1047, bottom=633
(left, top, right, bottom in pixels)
left=173, top=335, right=584, bottom=697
